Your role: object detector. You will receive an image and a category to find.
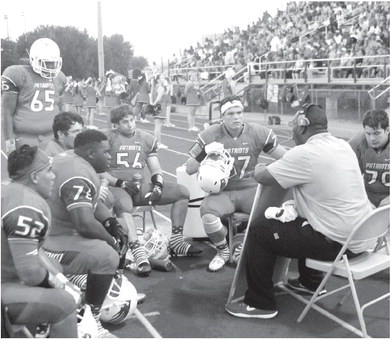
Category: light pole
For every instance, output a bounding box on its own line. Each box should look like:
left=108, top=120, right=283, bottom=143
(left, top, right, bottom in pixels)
left=4, top=15, right=9, bottom=40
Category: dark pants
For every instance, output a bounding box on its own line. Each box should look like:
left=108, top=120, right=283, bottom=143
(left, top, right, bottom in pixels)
left=244, top=217, right=357, bottom=310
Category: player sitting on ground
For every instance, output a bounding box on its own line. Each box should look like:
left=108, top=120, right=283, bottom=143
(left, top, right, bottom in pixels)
left=185, top=95, right=286, bottom=272
left=105, top=104, right=203, bottom=264
left=2, top=145, right=78, bottom=337
left=43, top=129, right=128, bottom=338
left=348, top=109, right=390, bottom=208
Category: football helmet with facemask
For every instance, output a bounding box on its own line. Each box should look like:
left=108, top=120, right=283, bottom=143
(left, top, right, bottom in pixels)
left=77, top=305, right=99, bottom=338
left=197, top=150, right=234, bottom=194
left=29, top=38, right=62, bottom=79
left=142, top=229, right=170, bottom=260
left=100, top=273, right=138, bottom=325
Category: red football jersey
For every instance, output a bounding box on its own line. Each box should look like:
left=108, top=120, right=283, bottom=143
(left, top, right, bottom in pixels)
left=106, top=129, right=158, bottom=182
left=2, top=65, right=66, bottom=135
left=47, top=151, right=101, bottom=236
left=2, top=183, right=52, bottom=283
left=194, top=122, right=279, bottom=190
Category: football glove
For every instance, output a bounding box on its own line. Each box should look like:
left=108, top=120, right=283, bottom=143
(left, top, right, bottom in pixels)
left=103, top=218, right=129, bottom=256
left=115, top=179, right=140, bottom=196
left=144, top=173, right=163, bottom=205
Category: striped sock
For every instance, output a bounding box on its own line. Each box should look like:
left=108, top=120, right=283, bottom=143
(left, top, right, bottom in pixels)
left=216, top=243, right=230, bottom=262
left=169, top=225, right=191, bottom=255
left=129, top=240, right=149, bottom=267
left=67, top=274, right=87, bottom=291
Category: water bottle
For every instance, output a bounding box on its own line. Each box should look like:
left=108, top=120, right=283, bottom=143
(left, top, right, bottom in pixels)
left=132, top=173, right=143, bottom=191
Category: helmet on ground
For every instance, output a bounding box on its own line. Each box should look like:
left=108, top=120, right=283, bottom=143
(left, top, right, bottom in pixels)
left=197, top=150, right=234, bottom=194
left=100, top=274, right=138, bottom=325
left=29, top=38, right=62, bottom=79
left=142, top=229, right=169, bottom=260
left=77, top=305, right=99, bottom=338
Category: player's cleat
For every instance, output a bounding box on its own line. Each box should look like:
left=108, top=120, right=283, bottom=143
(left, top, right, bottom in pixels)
left=225, top=302, right=278, bottom=319
left=286, top=278, right=327, bottom=296
left=96, top=317, right=117, bottom=338
left=136, top=262, right=152, bottom=277
left=208, top=246, right=229, bottom=272
left=188, top=126, right=200, bottom=132
left=137, top=293, right=146, bottom=305
left=158, top=143, right=168, bottom=149
left=170, top=243, right=203, bottom=256
left=35, top=323, right=50, bottom=338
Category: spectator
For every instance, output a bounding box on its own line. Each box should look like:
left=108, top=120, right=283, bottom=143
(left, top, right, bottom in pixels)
left=184, top=72, right=201, bottom=131
left=151, top=74, right=168, bottom=149
left=85, top=77, right=98, bottom=126
left=135, top=73, right=151, bottom=123
left=349, top=109, right=390, bottom=207
left=225, top=103, right=373, bottom=319
left=2, top=145, right=78, bottom=337
left=222, top=68, right=237, bottom=98
left=72, top=78, right=86, bottom=115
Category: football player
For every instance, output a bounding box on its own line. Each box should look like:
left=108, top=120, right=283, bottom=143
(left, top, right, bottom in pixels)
left=39, top=111, right=85, bottom=156
left=2, top=145, right=78, bottom=337
left=349, top=109, right=390, bottom=207
left=185, top=95, right=287, bottom=272
left=43, top=129, right=128, bottom=338
left=105, top=104, right=203, bottom=265
left=2, top=38, right=67, bottom=153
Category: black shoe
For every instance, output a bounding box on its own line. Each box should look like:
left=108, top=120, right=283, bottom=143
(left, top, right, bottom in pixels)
left=137, top=262, right=151, bottom=277
left=286, top=278, right=327, bottom=296
left=170, top=244, right=203, bottom=257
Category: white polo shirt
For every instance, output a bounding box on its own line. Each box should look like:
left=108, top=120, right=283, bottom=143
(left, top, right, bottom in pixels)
left=267, top=133, right=374, bottom=253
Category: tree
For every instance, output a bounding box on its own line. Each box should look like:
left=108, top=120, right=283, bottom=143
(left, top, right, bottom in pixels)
left=129, top=56, right=148, bottom=71
left=1, top=26, right=142, bottom=79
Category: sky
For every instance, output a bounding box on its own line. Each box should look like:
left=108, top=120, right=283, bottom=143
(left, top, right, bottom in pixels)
left=0, top=0, right=284, bottom=64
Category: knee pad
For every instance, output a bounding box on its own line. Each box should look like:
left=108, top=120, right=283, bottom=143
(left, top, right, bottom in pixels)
left=202, top=214, right=223, bottom=234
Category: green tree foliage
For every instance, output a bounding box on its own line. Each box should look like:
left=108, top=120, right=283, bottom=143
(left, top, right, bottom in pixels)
left=1, top=25, right=145, bottom=78
left=130, top=56, right=148, bottom=71
left=1, top=39, right=21, bottom=73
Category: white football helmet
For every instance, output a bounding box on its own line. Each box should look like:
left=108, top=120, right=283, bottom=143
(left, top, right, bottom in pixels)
left=197, top=150, right=234, bottom=194
left=29, top=38, right=62, bottom=79
left=142, top=229, right=170, bottom=260
left=77, top=305, right=99, bottom=338
left=100, top=274, right=138, bottom=325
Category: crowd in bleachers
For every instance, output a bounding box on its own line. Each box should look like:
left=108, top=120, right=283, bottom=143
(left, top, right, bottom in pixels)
left=172, top=2, right=390, bottom=79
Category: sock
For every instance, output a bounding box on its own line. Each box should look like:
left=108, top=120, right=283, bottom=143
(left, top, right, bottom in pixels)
left=90, top=304, right=106, bottom=335
left=169, top=225, right=191, bottom=254
left=67, top=274, right=87, bottom=291
left=129, top=240, right=149, bottom=267
left=216, top=242, right=230, bottom=261
left=85, top=273, right=114, bottom=306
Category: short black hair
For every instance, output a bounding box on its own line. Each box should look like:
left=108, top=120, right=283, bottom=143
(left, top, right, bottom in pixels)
left=53, top=112, right=84, bottom=140
left=8, top=144, right=37, bottom=178
left=362, top=110, right=389, bottom=130
left=305, top=104, right=328, bottom=130
left=74, top=129, right=107, bottom=149
left=110, top=104, right=134, bottom=124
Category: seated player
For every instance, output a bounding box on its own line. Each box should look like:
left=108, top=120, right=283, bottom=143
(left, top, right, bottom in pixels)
left=43, top=129, right=128, bottom=338
left=39, top=111, right=85, bottom=156
left=2, top=145, right=78, bottom=337
left=185, top=95, right=286, bottom=272
left=349, top=109, right=390, bottom=207
left=105, top=104, right=203, bottom=266
left=39, top=112, right=148, bottom=278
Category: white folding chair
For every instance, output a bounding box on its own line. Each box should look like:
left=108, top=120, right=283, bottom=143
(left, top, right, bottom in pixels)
left=296, top=205, right=390, bottom=338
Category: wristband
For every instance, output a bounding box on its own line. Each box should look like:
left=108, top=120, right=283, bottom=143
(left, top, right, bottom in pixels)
left=151, top=173, right=164, bottom=188
left=115, top=179, right=125, bottom=188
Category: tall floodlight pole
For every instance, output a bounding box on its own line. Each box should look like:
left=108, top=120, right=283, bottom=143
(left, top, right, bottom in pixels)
left=97, top=1, right=105, bottom=79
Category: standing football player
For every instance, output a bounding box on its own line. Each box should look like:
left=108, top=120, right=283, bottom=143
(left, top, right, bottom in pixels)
left=43, top=129, right=128, bottom=338
left=105, top=104, right=203, bottom=269
left=185, top=95, right=287, bottom=272
left=2, top=38, right=67, bottom=153
left=2, top=145, right=78, bottom=337
left=349, top=109, right=390, bottom=207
